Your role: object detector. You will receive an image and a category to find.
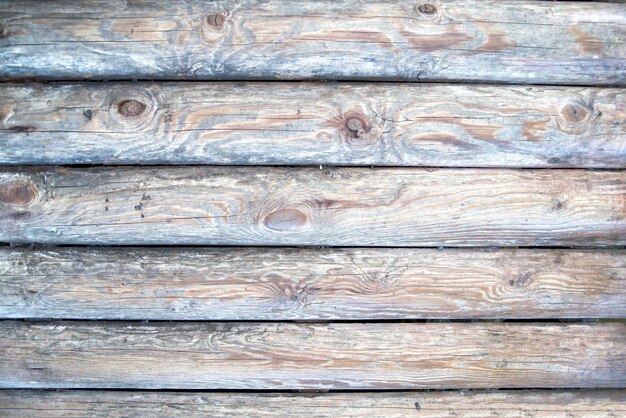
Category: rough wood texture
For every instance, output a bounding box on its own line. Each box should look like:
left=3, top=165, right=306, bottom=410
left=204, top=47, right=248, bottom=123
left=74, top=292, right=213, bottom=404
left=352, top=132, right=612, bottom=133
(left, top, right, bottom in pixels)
left=1, top=321, right=625, bottom=389
left=1, top=83, right=624, bottom=167
left=2, top=247, right=625, bottom=320
left=1, top=166, right=624, bottom=246
left=1, top=390, right=625, bottom=418
left=1, top=0, right=624, bottom=84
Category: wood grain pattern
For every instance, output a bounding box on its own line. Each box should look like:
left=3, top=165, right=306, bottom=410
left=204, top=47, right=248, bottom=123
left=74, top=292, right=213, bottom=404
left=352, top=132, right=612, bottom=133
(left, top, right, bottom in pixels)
left=1, top=0, right=624, bottom=84
left=1, top=83, right=624, bottom=167
left=1, top=390, right=625, bottom=418
left=2, top=247, right=625, bottom=320
left=1, top=321, right=625, bottom=389
left=0, top=166, right=624, bottom=246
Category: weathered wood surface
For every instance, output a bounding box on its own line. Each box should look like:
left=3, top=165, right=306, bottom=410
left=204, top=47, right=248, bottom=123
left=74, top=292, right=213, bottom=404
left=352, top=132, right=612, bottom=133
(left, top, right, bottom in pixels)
left=1, top=321, right=624, bottom=389
left=2, top=247, right=625, bottom=320
left=1, top=1, right=625, bottom=84
left=1, top=83, right=624, bottom=167
left=1, top=390, right=624, bottom=418
left=1, top=167, right=624, bottom=246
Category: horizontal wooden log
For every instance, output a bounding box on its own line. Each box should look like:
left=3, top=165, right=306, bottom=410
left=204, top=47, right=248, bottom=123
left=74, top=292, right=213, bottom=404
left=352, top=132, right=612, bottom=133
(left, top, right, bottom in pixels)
left=0, top=1, right=624, bottom=84
left=1, top=247, right=625, bottom=320
left=1, top=83, right=624, bottom=167
left=1, top=390, right=625, bottom=418
left=0, top=167, right=624, bottom=246
left=1, top=321, right=625, bottom=389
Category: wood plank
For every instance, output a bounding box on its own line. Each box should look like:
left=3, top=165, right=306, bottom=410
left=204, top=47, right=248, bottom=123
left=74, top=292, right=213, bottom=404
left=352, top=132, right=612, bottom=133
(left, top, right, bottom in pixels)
left=1, top=1, right=624, bottom=84
left=1, top=321, right=624, bottom=389
left=1, top=83, right=624, bottom=167
left=2, top=247, right=625, bottom=320
left=0, top=167, right=624, bottom=246
left=1, top=390, right=625, bottom=418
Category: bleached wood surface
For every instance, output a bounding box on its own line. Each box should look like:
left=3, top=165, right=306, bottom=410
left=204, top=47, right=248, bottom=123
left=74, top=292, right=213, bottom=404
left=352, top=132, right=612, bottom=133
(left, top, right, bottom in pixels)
left=1, top=247, right=624, bottom=320
left=1, top=1, right=624, bottom=84
left=1, top=166, right=624, bottom=246
left=0, top=390, right=624, bottom=418
left=1, top=83, right=624, bottom=167
left=1, top=321, right=624, bottom=389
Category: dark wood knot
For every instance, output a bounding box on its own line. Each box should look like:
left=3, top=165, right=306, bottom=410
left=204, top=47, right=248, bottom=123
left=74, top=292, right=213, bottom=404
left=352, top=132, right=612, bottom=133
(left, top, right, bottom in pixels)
left=344, top=114, right=371, bottom=139
left=332, top=111, right=382, bottom=149
left=417, top=4, right=437, bottom=16
left=118, top=99, right=146, bottom=117
left=205, top=13, right=226, bottom=29
left=0, top=177, right=39, bottom=207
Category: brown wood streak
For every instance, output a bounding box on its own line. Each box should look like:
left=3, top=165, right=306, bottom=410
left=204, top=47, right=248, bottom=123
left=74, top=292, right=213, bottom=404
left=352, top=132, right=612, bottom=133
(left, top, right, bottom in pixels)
left=1, top=247, right=624, bottom=320
left=0, top=83, right=624, bottom=167
left=0, top=1, right=624, bottom=84
left=0, top=166, right=624, bottom=246
left=0, top=321, right=624, bottom=389
left=0, top=390, right=624, bottom=418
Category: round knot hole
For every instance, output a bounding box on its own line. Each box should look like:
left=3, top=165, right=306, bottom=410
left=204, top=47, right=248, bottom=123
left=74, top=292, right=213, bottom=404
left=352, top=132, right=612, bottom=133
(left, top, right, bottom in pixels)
left=118, top=99, right=147, bottom=117
left=417, top=4, right=437, bottom=15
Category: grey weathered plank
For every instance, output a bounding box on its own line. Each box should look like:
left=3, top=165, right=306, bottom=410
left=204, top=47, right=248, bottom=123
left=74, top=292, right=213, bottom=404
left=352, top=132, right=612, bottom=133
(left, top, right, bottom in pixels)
left=0, top=167, right=624, bottom=246
left=1, top=321, right=625, bottom=389
left=1, top=390, right=625, bottom=418
left=1, top=247, right=625, bottom=320
left=1, top=83, right=624, bottom=167
left=1, top=0, right=624, bottom=84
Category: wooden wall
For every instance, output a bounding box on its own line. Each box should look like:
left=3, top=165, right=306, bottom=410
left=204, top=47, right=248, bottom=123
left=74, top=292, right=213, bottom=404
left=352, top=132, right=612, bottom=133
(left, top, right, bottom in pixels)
left=0, top=0, right=624, bottom=416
